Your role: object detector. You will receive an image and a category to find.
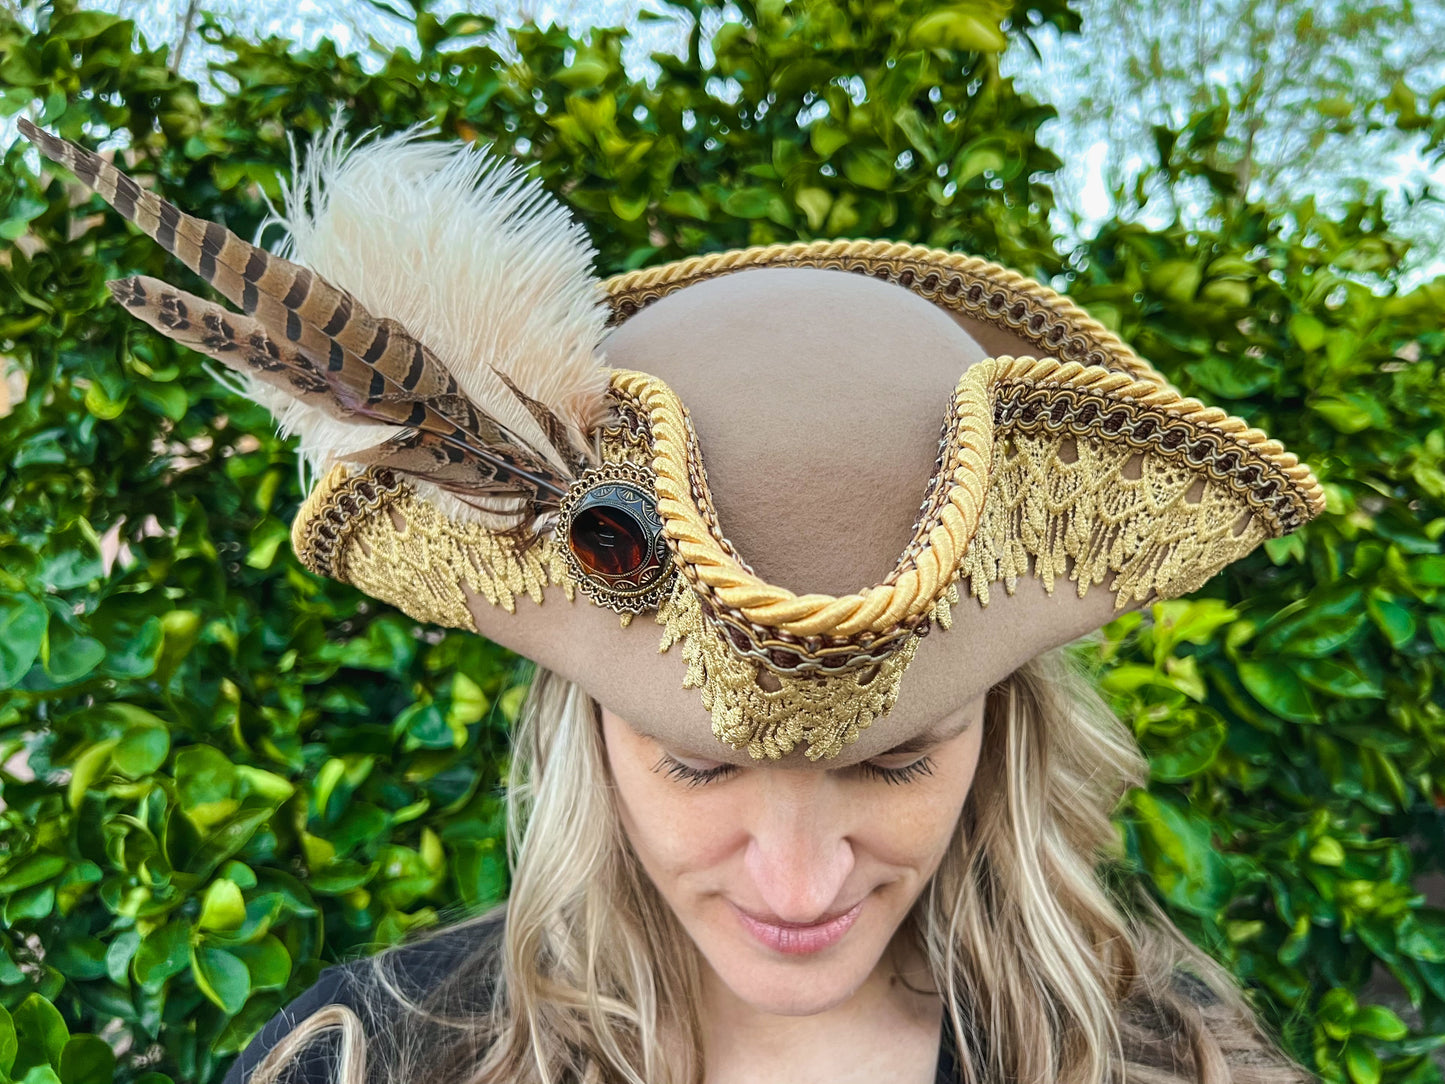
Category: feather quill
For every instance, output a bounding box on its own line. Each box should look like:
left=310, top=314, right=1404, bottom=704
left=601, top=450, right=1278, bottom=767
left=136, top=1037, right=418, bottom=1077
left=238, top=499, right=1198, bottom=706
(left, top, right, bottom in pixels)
left=20, top=117, right=610, bottom=525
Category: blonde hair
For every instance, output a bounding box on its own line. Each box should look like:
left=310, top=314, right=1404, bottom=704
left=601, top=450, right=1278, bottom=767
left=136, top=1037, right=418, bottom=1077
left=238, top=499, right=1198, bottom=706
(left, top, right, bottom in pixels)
left=250, top=648, right=1309, bottom=1084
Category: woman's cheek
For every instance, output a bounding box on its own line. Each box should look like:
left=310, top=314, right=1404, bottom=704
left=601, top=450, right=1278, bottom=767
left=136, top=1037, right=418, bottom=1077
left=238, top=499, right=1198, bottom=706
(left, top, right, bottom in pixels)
left=856, top=731, right=983, bottom=869
left=633, top=778, right=743, bottom=877
left=605, top=729, right=743, bottom=878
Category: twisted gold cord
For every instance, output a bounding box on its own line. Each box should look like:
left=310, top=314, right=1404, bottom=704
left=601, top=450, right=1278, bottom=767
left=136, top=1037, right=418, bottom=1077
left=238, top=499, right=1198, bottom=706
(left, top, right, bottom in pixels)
left=617, top=356, right=1325, bottom=643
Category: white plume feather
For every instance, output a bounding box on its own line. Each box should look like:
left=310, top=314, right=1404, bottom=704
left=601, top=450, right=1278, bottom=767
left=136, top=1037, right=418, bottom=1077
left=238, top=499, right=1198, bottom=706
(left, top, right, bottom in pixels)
left=249, top=116, right=611, bottom=517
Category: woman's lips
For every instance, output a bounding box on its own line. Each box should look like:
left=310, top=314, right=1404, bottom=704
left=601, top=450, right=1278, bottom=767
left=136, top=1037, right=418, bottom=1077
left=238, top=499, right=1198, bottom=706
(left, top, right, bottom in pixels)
left=731, top=900, right=865, bottom=955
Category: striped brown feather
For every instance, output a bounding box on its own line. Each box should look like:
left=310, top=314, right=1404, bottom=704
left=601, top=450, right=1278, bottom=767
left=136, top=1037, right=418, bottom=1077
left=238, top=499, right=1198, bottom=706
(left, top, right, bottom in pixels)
left=108, top=275, right=567, bottom=503
left=19, top=122, right=452, bottom=399
left=492, top=367, right=590, bottom=474
left=106, top=276, right=566, bottom=497
left=21, top=120, right=575, bottom=507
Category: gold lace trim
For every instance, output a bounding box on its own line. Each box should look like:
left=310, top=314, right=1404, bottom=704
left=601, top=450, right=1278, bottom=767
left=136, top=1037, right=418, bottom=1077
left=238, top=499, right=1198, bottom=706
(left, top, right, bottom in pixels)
left=619, top=357, right=1320, bottom=662
left=655, top=574, right=922, bottom=761
left=295, top=464, right=569, bottom=631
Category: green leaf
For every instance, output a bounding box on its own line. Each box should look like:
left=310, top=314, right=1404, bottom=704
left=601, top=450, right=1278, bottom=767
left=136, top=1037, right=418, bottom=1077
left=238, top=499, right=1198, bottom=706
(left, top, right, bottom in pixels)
left=658, top=190, right=710, bottom=220
left=173, top=745, right=239, bottom=829
left=840, top=147, right=894, bottom=191
left=1149, top=720, right=1226, bottom=781
left=0, top=854, right=67, bottom=895
left=112, top=725, right=170, bottom=777
left=47, top=935, right=107, bottom=982
left=446, top=672, right=489, bottom=727
left=907, top=9, right=1007, bottom=52
left=793, top=187, right=832, bottom=232
left=12, top=994, right=67, bottom=1064
left=1411, top=555, right=1445, bottom=586
left=67, top=739, right=117, bottom=810
left=607, top=191, right=650, bottom=222
left=58, top=1035, right=115, bottom=1084
left=133, top=921, right=191, bottom=992
left=0, top=594, right=47, bottom=688
left=42, top=622, right=106, bottom=684
left=1237, top=660, right=1316, bottom=722
left=1428, top=614, right=1445, bottom=651
left=1344, top=1039, right=1381, bottom=1084
left=809, top=123, right=849, bottom=159
left=191, top=945, right=251, bottom=1014
left=244, top=516, right=289, bottom=570
left=720, top=187, right=778, bottom=219
left=1398, top=913, right=1445, bottom=962
left=1367, top=596, right=1416, bottom=649
left=1296, top=659, right=1384, bottom=699
left=198, top=879, right=246, bottom=932
left=1350, top=1005, right=1408, bottom=1041
left=1308, top=837, right=1346, bottom=866
left=1289, top=312, right=1327, bottom=351
left=0, top=1005, right=16, bottom=1077
left=231, top=935, right=292, bottom=992
left=397, top=702, right=454, bottom=750
left=1185, top=356, right=1273, bottom=398
left=1129, top=792, right=1235, bottom=916
left=1257, top=603, right=1365, bottom=657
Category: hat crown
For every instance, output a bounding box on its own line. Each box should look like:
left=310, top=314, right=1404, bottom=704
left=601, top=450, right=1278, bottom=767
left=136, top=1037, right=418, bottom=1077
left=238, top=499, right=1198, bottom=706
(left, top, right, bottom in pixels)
left=602, top=267, right=987, bottom=597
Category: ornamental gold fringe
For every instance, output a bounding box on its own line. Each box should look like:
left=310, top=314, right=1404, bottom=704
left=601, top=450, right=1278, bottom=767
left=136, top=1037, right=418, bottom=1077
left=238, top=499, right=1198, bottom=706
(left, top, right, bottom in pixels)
left=296, top=466, right=570, bottom=631
left=960, top=429, right=1267, bottom=608
left=655, top=575, right=921, bottom=762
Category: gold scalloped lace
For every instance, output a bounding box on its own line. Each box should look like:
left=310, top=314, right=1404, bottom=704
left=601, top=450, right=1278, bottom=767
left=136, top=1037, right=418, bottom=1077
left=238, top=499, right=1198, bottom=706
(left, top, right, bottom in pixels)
left=960, top=428, right=1267, bottom=609
left=339, top=488, right=569, bottom=630
left=655, top=575, right=923, bottom=762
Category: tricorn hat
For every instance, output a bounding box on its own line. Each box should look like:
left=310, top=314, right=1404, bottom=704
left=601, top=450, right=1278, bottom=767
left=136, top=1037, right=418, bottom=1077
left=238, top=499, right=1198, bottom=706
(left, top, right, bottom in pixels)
left=21, top=119, right=1324, bottom=762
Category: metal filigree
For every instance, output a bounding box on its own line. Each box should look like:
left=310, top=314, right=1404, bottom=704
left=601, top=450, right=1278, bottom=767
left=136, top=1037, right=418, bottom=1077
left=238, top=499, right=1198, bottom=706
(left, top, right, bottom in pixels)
left=557, top=462, right=676, bottom=615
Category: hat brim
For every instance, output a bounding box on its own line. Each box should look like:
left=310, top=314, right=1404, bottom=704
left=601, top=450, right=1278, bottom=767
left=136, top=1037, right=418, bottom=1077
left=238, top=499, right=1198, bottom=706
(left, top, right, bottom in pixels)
left=291, top=240, right=1322, bottom=761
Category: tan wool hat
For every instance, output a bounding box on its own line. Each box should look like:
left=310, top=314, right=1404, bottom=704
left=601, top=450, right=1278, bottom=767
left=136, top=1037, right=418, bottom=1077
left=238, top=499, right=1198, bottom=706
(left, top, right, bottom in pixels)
left=21, top=120, right=1325, bottom=763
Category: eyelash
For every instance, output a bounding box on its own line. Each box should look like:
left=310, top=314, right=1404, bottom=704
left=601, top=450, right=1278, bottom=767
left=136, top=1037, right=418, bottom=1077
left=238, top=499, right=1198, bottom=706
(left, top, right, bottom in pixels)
left=653, top=755, right=936, bottom=788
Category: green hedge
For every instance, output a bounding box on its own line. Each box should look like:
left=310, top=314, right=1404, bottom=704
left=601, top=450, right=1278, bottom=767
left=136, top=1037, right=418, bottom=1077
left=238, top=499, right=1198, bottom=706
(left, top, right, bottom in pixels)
left=1, top=1, right=1442, bottom=1081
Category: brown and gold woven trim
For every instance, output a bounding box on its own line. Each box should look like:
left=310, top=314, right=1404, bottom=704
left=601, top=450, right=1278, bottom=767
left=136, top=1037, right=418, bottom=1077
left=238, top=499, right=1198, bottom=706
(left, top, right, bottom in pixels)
left=602, top=239, right=1171, bottom=388
left=292, top=467, right=406, bottom=578
left=988, top=362, right=1322, bottom=534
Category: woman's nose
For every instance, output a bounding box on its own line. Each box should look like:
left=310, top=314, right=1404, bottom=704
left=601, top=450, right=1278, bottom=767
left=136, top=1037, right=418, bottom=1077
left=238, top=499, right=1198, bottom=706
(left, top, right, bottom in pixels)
left=741, top=776, right=856, bottom=922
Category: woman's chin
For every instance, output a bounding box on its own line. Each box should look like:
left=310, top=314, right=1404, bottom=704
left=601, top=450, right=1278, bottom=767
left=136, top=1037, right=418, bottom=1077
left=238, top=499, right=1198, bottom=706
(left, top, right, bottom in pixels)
left=692, top=903, right=895, bottom=1016
left=710, top=955, right=875, bottom=1016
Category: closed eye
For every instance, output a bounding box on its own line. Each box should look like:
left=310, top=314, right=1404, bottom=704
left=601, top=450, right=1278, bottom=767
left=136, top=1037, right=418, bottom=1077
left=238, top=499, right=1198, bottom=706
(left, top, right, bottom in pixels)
left=653, top=755, right=738, bottom=787
left=652, top=753, right=937, bottom=787
left=856, top=755, right=936, bottom=785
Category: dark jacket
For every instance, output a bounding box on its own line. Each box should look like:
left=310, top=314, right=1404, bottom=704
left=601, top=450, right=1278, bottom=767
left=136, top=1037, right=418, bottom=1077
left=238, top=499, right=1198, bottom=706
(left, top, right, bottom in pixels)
left=223, top=916, right=964, bottom=1084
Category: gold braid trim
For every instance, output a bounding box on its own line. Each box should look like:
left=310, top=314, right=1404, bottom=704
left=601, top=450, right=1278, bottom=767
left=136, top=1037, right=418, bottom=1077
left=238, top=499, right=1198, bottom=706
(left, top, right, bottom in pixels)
left=611, top=366, right=995, bottom=642
left=635, top=355, right=1323, bottom=759
left=602, top=239, right=1171, bottom=387
left=293, top=464, right=569, bottom=631
left=656, top=574, right=920, bottom=762
left=965, top=361, right=1323, bottom=607
left=620, top=357, right=1322, bottom=649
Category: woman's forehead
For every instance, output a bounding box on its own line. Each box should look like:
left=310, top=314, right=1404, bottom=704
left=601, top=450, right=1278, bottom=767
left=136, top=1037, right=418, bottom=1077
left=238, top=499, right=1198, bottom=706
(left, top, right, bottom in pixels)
left=603, top=695, right=986, bottom=769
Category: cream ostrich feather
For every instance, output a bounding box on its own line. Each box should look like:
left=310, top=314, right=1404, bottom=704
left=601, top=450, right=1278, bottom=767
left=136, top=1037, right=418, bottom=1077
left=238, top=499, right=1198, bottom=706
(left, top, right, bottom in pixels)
left=19, top=116, right=610, bottom=530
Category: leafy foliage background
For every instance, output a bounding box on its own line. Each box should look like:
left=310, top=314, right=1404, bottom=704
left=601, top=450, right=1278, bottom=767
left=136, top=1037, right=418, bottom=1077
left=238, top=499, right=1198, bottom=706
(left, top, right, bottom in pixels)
left=0, top=0, right=1442, bottom=1081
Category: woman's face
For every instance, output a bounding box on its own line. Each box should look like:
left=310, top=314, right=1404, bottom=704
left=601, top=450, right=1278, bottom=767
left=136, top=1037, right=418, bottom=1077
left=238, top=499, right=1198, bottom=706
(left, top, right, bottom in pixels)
left=601, top=699, right=987, bottom=1017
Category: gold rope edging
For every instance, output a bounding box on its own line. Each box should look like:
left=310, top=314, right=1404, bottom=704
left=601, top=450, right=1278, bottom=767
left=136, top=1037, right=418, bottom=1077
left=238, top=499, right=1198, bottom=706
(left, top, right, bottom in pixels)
left=602, top=239, right=1172, bottom=388
left=620, top=356, right=1323, bottom=646
left=612, top=366, right=995, bottom=642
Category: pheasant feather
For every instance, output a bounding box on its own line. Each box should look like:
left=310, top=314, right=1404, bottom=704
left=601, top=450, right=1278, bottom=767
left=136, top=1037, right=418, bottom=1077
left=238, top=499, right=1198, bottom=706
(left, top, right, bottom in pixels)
left=108, top=275, right=565, bottom=503
left=19, top=118, right=610, bottom=525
